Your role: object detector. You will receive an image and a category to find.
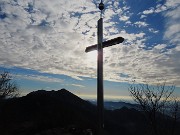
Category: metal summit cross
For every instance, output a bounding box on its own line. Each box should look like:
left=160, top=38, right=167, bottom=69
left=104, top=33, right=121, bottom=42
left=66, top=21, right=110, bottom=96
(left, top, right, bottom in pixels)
left=85, top=0, right=124, bottom=133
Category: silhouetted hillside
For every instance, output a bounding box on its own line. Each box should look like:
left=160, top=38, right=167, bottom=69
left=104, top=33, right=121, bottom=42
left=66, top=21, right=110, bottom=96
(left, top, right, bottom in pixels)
left=0, top=89, right=179, bottom=135
left=0, top=89, right=97, bottom=135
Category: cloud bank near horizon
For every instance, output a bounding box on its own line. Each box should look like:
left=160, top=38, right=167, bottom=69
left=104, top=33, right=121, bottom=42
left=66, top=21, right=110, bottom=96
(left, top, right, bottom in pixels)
left=0, top=0, right=179, bottom=86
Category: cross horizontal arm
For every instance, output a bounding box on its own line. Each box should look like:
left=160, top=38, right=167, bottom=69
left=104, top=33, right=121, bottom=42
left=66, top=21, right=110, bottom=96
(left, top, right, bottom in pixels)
left=85, top=37, right=124, bottom=53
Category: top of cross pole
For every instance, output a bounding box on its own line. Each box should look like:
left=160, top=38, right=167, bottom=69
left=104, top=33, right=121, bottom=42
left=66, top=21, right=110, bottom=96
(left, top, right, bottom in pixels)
left=85, top=0, right=125, bottom=53
left=99, top=0, right=104, bottom=18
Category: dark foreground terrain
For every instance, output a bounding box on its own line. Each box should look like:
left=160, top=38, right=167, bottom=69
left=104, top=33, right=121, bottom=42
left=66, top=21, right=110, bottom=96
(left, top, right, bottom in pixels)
left=0, top=89, right=179, bottom=135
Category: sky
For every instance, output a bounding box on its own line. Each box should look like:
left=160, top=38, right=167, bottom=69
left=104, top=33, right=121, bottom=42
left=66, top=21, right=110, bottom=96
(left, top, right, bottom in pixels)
left=0, top=0, right=180, bottom=101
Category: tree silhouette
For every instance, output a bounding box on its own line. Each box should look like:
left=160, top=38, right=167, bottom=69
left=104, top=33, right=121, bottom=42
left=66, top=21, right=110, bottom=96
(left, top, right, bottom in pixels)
left=0, top=71, right=19, bottom=99
left=129, top=82, right=179, bottom=135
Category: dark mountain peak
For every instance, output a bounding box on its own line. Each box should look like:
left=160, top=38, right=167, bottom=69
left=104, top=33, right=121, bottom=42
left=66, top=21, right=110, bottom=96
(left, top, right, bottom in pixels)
left=0, top=89, right=98, bottom=135
left=24, top=88, right=93, bottom=110
left=26, top=88, right=77, bottom=99
left=57, top=88, right=76, bottom=97
left=58, top=88, right=69, bottom=92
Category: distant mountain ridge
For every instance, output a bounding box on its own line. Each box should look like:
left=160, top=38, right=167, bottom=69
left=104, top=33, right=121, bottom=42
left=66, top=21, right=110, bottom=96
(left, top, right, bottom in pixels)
left=104, top=101, right=139, bottom=110
left=90, top=100, right=140, bottom=110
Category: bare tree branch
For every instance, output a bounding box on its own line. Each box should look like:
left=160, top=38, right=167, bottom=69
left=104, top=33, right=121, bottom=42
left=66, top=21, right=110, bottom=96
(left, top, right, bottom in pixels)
left=0, top=71, right=19, bottom=99
left=129, top=82, right=179, bottom=135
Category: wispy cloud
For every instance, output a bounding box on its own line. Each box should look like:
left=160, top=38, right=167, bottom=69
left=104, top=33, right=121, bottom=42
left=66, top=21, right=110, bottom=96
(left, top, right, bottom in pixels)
left=164, top=1, right=180, bottom=45
left=134, top=21, right=149, bottom=27
left=143, top=8, right=154, bottom=15
left=71, top=84, right=85, bottom=88
left=16, top=74, right=63, bottom=83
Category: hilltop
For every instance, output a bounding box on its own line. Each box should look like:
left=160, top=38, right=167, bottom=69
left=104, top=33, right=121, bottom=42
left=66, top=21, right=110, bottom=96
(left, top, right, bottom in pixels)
left=0, top=89, right=179, bottom=135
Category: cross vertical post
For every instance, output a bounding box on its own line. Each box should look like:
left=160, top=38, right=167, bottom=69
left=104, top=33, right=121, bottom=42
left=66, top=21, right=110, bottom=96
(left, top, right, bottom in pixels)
left=85, top=1, right=124, bottom=134
left=97, top=17, right=104, bottom=133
